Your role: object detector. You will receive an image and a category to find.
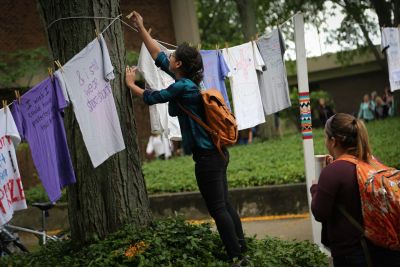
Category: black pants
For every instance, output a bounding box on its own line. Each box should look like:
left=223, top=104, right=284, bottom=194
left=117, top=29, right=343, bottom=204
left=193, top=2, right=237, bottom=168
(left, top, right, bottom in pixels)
left=193, top=147, right=246, bottom=260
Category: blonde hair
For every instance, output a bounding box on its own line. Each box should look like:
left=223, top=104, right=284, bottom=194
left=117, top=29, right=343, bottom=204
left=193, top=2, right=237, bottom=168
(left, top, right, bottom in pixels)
left=325, top=113, right=371, bottom=162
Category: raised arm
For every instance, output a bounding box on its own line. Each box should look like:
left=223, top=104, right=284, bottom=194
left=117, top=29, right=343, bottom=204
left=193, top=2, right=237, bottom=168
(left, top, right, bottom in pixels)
left=130, top=11, right=161, bottom=60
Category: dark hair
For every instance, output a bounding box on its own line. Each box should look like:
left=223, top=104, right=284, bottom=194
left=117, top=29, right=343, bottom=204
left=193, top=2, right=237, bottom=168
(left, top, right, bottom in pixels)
left=174, top=42, right=203, bottom=85
left=325, top=113, right=371, bottom=162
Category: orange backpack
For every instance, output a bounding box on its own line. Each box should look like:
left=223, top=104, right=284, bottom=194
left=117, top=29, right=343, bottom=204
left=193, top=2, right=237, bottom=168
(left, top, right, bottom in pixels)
left=178, top=88, right=238, bottom=157
left=338, top=155, right=400, bottom=250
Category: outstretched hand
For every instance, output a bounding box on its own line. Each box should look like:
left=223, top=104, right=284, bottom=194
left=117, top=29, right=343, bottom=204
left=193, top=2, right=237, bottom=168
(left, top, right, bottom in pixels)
left=125, top=65, right=137, bottom=88
left=128, top=11, right=144, bottom=31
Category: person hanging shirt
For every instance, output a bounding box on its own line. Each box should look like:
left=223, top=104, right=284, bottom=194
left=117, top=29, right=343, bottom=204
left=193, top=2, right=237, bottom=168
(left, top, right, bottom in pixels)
left=0, top=106, right=27, bottom=225
left=137, top=43, right=182, bottom=141
left=381, top=27, right=400, bottom=92
left=200, top=49, right=231, bottom=110
left=11, top=77, right=76, bottom=202
left=256, top=29, right=291, bottom=115
left=222, top=42, right=265, bottom=130
left=55, top=34, right=125, bottom=167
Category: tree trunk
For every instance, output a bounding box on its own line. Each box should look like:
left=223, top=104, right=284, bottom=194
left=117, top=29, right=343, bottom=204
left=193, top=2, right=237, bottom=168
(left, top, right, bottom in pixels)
left=37, top=0, right=152, bottom=243
left=234, top=0, right=257, bottom=41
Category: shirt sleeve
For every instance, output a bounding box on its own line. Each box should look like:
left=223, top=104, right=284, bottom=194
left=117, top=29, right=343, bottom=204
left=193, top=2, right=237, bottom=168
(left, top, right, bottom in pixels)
left=222, top=49, right=233, bottom=77
left=5, top=107, right=21, bottom=147
left=10, top=102, right=25, bottom=141
left=310, top=164, right=341, bottom=222
left=252, top=42, right=265, bottom=71
left=155, top=52, right=176, bottom=80
left=53, top=76, right=68, bottom=111
left=143, top=82, right=184, bottom=105
left=54, top=71, right=70, bottom=105
left=381, top=28, right=389, bottom=52
left=218, top=51, right=230, bottom=79
left=99, top=34, right=115, bottom=81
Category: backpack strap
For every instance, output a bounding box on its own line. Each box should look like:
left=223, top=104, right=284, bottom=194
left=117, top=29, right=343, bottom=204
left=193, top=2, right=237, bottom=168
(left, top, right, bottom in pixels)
left=337, top=205, right=374, bottom=267
left=177, top=102, right=226, bottom=160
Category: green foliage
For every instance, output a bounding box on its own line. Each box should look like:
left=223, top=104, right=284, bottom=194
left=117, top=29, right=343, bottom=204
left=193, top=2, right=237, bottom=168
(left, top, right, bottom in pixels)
left=0, top=218, right=328, bottom=267
left=23, top=185, right=67, bottom=204
left=126, top=50, right=140, bottom=66
left=143, top=117, right=400, bottom=194
left=0, top=47, right=49, bottom=87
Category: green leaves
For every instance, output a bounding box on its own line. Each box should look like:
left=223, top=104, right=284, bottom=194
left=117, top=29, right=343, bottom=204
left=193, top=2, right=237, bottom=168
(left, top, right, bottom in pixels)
left=1, top=218, right=328, bottom=266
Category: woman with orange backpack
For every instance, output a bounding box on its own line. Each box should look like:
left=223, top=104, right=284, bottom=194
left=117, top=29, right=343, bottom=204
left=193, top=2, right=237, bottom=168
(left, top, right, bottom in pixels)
left=125, top=11, right=249, bottom=267
left=311, top=113, right=400, bottom=267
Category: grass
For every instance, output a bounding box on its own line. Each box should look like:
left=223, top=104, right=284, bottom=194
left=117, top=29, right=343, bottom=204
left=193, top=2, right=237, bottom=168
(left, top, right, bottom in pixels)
left=143, top=117, right=400, bottom=194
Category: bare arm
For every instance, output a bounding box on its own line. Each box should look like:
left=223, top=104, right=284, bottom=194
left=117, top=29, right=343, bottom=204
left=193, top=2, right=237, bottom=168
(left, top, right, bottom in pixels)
left=130, top=11, right=161, bottom=60
left=125, top=66, right=144, bottom=96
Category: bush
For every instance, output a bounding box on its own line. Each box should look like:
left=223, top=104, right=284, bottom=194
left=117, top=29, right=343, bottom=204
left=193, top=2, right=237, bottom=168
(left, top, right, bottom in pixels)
left=0, top=218, right=328, bottom=267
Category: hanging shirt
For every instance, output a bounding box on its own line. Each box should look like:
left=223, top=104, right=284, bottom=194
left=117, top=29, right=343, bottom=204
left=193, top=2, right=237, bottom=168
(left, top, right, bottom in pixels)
left=381, top=27, right=400, bottom=92
left=11, top=77, right=76, bottom=202
left=200, top=49, right=231, bottom=110
left=222, top=42, right=266, bottom=130
left=0, top=107, right=27, bottom=225
left=256, top=29, right=291, bottom=115
left=137, top=43, right=182, bottom=141
left=55, top=34, right=125, bottom=168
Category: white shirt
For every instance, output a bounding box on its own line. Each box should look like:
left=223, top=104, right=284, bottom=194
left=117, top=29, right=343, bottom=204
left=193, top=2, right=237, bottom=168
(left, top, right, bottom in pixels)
left=0, top=107, right=27, bottom=226
left=222, top=42, right=266, bottom=130
left=137, top=43, right=182, bottom=141
left=55, top=34, right=125, bottom=167
left=146, top=135, right=171, bottom=158
left=256, top=29, right=291, bottom=115
left=381, top=27, right=400, bottom=92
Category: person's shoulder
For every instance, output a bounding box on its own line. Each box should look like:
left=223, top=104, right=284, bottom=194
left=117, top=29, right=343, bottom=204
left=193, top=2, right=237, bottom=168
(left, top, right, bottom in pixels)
left=321, top=160, right=356, bottom=177
left=174, top=78, right=198, bottom=90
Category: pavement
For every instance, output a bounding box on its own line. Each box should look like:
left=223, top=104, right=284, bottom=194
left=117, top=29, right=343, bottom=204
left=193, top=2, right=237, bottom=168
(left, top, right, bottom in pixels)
left=190, top=213, right=313, bottom=241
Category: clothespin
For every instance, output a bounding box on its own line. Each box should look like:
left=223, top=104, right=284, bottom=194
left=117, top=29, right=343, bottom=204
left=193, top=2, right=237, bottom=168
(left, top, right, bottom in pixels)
left=197, top=43, right=202, bottom=50
left=2, top=100, right=7, bottom=113
left=215, top=43, right=219, bottom=50
left=95, top=29, right=100, bottom=39
left=126, top=11, right=134, bottom=19
left=225, top=42, right=229, bottom=49
left=14, top=90, right=21, bottom=104
left=148, top=28, right=152, bottom=35
left=255, top=33, right=259, bottom=39
left=54, top=60, right=63, bottom=72
left=48, top=67, right=53, bottom=80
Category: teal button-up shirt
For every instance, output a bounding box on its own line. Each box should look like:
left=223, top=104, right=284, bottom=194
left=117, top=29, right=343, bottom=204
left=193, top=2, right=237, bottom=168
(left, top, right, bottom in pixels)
left=142, top=52, right=214, bottom=154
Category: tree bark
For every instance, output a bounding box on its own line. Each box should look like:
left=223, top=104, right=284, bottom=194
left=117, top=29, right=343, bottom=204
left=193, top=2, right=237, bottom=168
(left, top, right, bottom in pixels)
left=234, top=0, right=258, bottom=40
left=37, top=0, right=152, bottom=243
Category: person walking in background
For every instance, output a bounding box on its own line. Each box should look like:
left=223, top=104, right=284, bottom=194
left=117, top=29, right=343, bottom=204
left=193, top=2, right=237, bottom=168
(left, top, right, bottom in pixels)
left=237, top=128, right=254, bottom=145
left=310, top=113, right=400, bottom=267
left=358, top=94, right=375, bottom=122
left=316, top=97, right=335, bottom=127
left=370, top=91, right=377, bottom=107
left=382, top=87, right=395, bottom=117
left=125, top=11, right=249, bottom=267
left=374, top=96, right=388, bottom=120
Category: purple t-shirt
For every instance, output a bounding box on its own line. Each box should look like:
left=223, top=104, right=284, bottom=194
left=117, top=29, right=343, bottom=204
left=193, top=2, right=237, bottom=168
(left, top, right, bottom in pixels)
left=200, top=50, right=231, bottom=110
left=11, top=77, right=76, bottom=202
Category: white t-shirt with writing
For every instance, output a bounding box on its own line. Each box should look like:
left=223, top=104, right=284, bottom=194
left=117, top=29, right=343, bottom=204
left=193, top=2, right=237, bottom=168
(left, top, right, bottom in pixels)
left=137, top=43, right=182, bottom=141
left=381, top=27, right=400, bottom=92
left=55, top=34, right=125, bottom=167
left=0, top=107, right=27, bottom=226
left=222, top=42, right=266, bottom=130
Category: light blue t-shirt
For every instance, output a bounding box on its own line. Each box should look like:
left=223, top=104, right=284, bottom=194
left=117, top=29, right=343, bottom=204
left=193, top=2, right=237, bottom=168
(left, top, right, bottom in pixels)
left=200, top=50, right=231, bottom=110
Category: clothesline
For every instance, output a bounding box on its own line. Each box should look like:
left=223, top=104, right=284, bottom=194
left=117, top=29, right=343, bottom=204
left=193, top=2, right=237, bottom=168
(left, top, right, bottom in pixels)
left=47, top=14, right=178, bottom=48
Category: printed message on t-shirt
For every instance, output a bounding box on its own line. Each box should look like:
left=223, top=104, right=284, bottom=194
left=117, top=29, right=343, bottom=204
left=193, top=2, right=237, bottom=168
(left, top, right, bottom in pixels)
left=0, top=136, right=25, bottom=216
left=75, top=59, right=112, bottom=112
left=24, top=84, right=57, bottom=131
